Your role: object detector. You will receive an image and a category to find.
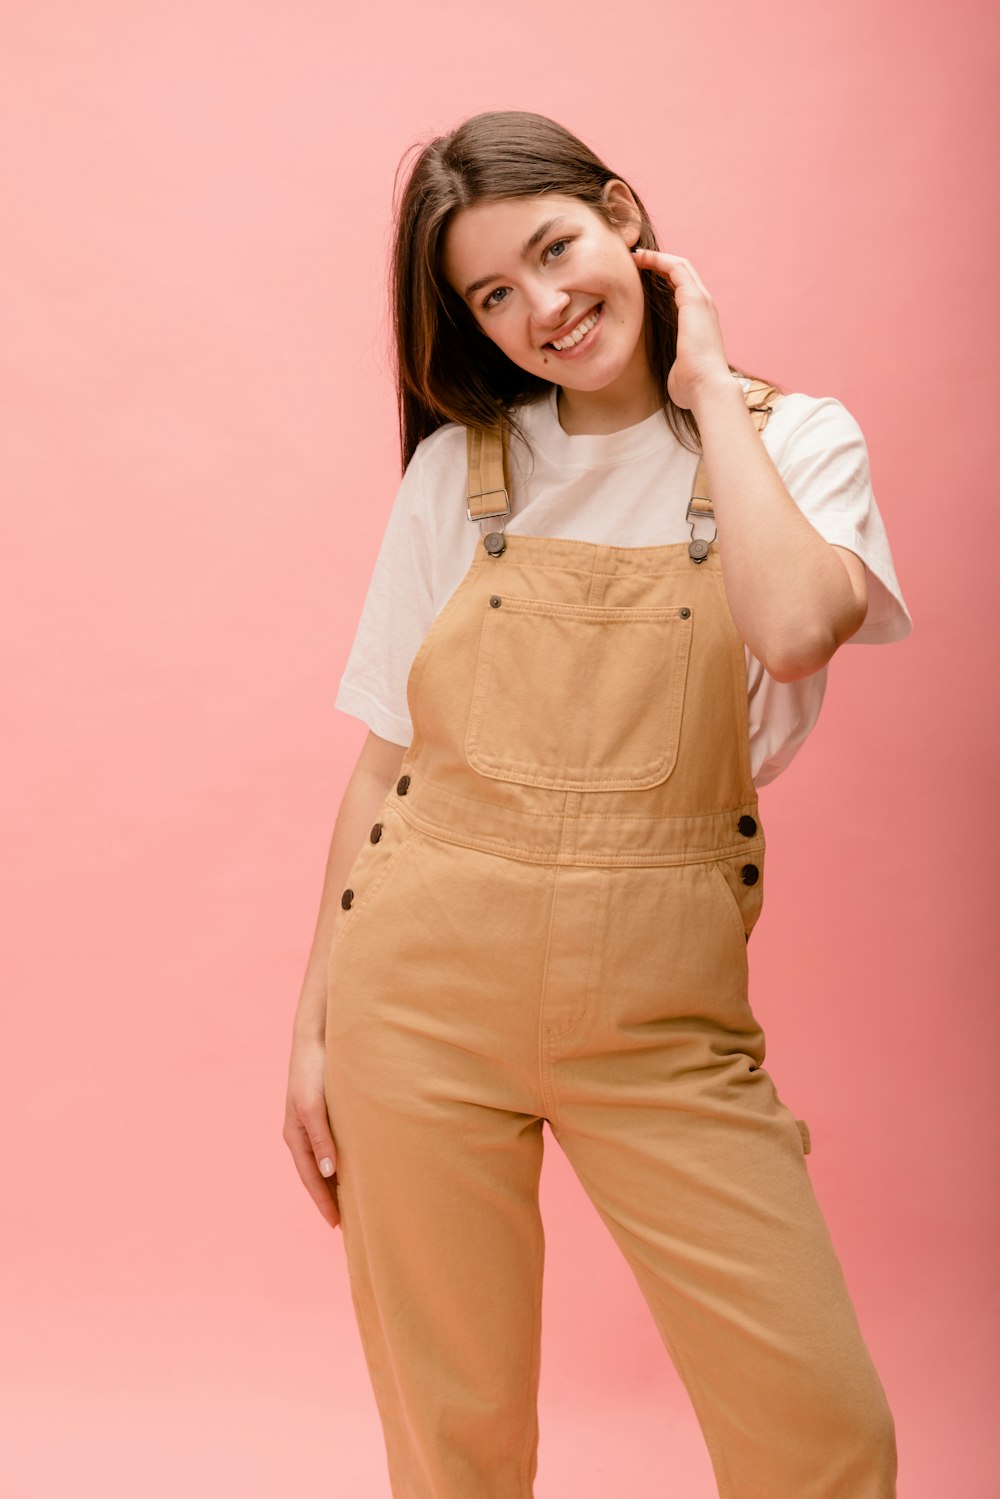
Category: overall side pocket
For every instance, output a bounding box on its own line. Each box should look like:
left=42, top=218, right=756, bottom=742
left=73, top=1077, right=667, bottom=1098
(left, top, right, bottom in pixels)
left=327, top=804, right=420, bottom=967
left=708, top=850, right=765, bottom=950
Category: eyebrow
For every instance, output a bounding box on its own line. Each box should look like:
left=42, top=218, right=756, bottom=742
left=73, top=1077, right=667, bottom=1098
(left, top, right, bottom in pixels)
left=461, top=216, right=568, bottom=302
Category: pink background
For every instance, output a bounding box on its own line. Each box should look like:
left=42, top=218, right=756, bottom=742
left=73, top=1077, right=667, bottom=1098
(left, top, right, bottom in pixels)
left=3, top=1, right=997, bottom=1494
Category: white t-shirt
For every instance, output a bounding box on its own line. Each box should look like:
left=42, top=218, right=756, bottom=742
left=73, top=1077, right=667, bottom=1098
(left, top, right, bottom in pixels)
left=334, top=378, right=913, bottom=788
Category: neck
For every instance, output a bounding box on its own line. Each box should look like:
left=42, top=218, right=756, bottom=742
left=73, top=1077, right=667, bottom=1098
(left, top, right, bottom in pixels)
left=554, top=366, right=663, bottom=436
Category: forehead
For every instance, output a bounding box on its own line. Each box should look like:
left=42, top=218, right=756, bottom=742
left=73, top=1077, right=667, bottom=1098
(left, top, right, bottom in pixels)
left=442, top=193, right=594, bottom=287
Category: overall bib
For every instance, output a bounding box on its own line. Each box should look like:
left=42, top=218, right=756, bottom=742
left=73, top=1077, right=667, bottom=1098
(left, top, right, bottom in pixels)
left=324, top=382, right=898, bottom=1499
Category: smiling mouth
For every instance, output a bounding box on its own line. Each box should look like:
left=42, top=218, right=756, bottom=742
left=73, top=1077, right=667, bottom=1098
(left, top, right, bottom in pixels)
left=544, top=303, right=604, bottom=350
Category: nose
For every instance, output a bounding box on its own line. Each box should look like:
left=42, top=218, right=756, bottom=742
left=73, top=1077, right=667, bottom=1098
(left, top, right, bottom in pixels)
left=528, top=283, right=572, bottom=341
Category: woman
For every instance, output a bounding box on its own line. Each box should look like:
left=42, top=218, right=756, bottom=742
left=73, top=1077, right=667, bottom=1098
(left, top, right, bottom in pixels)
left=284, top=110, right=911, bottom=1498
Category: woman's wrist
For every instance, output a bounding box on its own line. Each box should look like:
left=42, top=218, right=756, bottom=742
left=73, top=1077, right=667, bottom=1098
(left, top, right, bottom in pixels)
left=293, top=976, right=328, bottom=1043
left=689, top=369, right=746, bottom=421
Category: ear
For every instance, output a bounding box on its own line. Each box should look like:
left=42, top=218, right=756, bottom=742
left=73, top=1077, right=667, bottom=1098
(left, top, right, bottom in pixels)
left=601, top=179, right=643, bottom=248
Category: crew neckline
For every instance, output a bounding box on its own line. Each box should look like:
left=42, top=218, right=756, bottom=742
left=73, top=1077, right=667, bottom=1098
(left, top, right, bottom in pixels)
left=521, top=384, right=678, bottom=468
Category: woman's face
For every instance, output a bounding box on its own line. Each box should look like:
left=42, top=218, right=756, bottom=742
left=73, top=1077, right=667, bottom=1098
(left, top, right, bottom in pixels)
left=441, top=185, right=651, bottom=401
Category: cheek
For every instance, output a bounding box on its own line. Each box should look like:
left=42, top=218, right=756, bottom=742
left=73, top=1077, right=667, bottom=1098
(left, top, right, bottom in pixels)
left=490, top=320, right=529, bottom=358
left=593, top=251, right=643, bottom=324
left=469, top=312, right=510, bottom=355
left=615, top=274, right=646, bottom=336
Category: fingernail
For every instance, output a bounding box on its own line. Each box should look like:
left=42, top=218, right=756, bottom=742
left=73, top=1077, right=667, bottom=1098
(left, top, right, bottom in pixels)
left=319, top=1157, right=335, bottom=1177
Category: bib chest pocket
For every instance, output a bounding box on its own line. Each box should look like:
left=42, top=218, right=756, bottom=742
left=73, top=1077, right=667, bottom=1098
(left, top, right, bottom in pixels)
left=465, top=594, right=694, bottom=791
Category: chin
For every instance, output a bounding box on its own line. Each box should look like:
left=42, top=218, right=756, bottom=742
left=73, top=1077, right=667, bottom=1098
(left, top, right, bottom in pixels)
left=559, top=361, right=631, bottom=393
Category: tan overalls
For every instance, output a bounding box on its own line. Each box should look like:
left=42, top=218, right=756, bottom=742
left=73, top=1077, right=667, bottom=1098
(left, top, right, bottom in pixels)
left=324, top=381, right=898, bottom=1498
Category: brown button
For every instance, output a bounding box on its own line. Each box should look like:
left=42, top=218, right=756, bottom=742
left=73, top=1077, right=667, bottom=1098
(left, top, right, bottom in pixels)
left=370, top=822, right=383, bottom=843
left=341, top=888, right=354, bottom=909
left=396, top=774, right=410, bottom=795
left=740, top=864, right=759, bottom=886
left=738, top=815, right=757, bottom=837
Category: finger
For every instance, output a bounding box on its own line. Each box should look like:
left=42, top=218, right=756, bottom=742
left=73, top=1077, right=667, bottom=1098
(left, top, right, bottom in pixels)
left=296, top=1135, right=342, bottom=1229
left=283, top=1117, right=342, bottom=1229
left=633, top=248, right=700, bottom=284
left=632, top=248, right=711, bottom=298
left=633, top=247, right=691, bottom=268
left=631, top=246, right=677, bottom=272
left=285, top=1093, right=338, bottom=1176
left=631, top=249, right=681, bottom=291
left=306, top=1111, right=338, bottom=1179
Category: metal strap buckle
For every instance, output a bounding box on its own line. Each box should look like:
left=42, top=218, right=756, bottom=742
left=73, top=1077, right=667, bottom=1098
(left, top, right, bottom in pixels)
left=686, top=494, right=717, bottom=561
left=685, top=495, right=715, bottom=524
left=466, top=487, right=510, bottom=523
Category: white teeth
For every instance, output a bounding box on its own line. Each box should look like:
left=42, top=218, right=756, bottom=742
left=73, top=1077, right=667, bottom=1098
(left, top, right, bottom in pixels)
left=550, top=305, right=601, bottom=350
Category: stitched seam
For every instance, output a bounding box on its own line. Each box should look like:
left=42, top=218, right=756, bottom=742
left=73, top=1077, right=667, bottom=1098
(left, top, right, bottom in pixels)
left=499, top=598, right=691, bottom=619
left=537, top=868, right=563, bottom=1124
left=520, top=1144, right=544, bottom=1494
left=480, top=558, right=705, bottom=578
left=394, top=811, right=763, bottom=867
left=707, top=861, right=753, bottom=983
left=708, top=860, right=749, bottom=945
left=396, top=781, right=755, bottom=823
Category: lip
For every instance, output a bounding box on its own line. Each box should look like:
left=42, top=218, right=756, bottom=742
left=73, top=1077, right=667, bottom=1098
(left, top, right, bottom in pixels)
left=542, top=301, right=604, bottom=353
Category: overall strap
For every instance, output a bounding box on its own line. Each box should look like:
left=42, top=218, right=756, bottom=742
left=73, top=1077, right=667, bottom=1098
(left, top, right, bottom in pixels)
left=687, top=377, right=781, bottom=524
left=466, top=418, right=513, bottom=556
left=466, top=423, right=511, bottom=522
left=464, top=378, right=782, bottom=557
left=685, top=377, right=781, bottom=561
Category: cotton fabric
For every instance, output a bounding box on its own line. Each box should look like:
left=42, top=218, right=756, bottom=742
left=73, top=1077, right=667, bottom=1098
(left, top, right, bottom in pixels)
left=334, top=377, right=912, bottom=786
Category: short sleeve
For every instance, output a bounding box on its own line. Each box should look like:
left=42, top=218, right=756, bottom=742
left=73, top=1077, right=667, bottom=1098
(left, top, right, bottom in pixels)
left=766, top=395, right=913, bottom=645
left=333, top=448, right=436, bottom=746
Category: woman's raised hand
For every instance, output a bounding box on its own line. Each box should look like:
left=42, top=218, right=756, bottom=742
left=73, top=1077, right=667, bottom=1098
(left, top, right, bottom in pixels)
left=631, top=248, right=733, bottom=411
left=283, top=1029, right=341, bottom=1230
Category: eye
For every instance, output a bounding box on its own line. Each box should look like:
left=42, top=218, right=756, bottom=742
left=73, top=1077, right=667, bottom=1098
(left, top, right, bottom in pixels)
left=479, top=237, right=574, bottom=312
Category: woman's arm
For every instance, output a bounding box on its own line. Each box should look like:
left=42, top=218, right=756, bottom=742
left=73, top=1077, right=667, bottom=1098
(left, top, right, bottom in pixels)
left=692, top=375, right=869, bottom=683
left=284, top=729, right=408, bottom=1229
left=629, top=247, right=870, bottom=683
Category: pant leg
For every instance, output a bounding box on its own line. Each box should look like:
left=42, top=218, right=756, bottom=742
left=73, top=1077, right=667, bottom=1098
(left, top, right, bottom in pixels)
left=541, top=858, right=898, bottom=1499
left=324, top=818, right=554, bottom=1499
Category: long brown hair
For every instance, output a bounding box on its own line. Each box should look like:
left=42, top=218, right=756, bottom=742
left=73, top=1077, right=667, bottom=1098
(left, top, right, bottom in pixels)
left=389, top=110, right=782, bottom=472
